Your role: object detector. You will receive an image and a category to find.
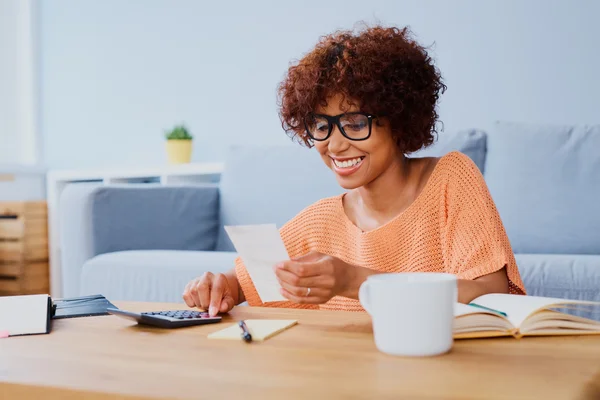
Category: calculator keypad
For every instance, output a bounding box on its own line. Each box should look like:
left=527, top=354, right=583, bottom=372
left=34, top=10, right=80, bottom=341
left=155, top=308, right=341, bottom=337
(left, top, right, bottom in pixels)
left=142, top=310, right=211, bottom=319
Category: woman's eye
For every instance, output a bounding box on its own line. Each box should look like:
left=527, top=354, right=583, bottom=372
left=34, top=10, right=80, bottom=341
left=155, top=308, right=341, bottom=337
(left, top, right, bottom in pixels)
left=346, top=122, right=367, bottom=131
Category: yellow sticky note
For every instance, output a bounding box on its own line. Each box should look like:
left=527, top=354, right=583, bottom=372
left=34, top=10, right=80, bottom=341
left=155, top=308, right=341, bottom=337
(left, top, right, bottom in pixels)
left=208, top=319, right=297, bottom=341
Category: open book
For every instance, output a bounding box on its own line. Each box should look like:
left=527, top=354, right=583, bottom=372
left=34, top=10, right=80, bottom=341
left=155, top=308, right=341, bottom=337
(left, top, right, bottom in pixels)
left=454, top=294, right=600, bottom=339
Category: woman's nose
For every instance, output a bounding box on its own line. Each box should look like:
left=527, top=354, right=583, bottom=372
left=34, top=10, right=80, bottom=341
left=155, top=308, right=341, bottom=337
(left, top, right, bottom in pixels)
left=327, top=125, right=350, bottom=153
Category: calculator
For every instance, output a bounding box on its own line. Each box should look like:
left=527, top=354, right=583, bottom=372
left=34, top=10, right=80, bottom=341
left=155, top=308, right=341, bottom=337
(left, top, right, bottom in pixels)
left=107, top=308, right=222, bottom=328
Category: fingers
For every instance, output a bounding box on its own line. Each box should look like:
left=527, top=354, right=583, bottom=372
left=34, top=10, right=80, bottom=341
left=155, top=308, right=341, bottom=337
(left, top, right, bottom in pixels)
left=280, top=287, right=325, bottom=304
left=209, top=274, right=228, bottom=316
left=278, top=279, right=328, bottom=299
left=182, top=280, right=196, bottom=307
left=187, top=280, right=202, bottom=309
left=220, top=294, right=235, bottom=313
left=182, top=272, right=237, bottom=316
left=275, top=267, right=334, bottom=290
left=292, top=251, right=323, bottom=262
left=186, top=278, right=203, bottom=308
left=182, top=272, right=212, bottom=310
left=197, top=272, right=213, bottom=310
left=273, top=256, right=336, bottom=305
left=277, top=260, right=325, bottom=278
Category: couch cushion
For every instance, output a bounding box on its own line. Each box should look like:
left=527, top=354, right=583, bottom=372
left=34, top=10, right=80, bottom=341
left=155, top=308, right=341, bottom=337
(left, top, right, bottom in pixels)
left=92, top=185, right=220, bottom=254
left=409, top=129, right=487, bottom=173
left=215, top=131, right=488, bottom=251
left=80, top=250, right=238, bottom=302
left=516, top=253, right=600, bottom=320
left=485, top=122, right=600, bottom=254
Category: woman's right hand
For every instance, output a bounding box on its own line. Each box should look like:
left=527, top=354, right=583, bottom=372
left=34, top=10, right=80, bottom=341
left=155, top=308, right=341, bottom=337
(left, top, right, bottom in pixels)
left=182, top=272, right=236, bottom=317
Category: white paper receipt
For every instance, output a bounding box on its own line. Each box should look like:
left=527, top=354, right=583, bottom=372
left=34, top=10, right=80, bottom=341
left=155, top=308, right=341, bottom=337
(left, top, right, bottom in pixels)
left=224, top=224, right=288, bottom=302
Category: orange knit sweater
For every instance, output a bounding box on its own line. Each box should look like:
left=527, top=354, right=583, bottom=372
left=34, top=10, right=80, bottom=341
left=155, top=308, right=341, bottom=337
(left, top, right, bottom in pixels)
left=235, top=151, right=526, bottom=311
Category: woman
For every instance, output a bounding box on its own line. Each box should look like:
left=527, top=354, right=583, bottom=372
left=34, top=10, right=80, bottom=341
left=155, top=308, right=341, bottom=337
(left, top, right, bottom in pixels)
left=183, top=25, right=526, bottom=316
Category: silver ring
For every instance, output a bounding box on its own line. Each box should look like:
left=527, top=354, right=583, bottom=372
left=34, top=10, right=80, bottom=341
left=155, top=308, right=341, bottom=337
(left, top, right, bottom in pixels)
left=306, top=287, right=311, bottom=297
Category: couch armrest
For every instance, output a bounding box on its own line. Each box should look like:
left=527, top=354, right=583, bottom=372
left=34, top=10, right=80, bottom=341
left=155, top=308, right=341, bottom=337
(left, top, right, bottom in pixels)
left=59, top=183, right=101, bottom=297
left=59, top=183, right=220, bottom=297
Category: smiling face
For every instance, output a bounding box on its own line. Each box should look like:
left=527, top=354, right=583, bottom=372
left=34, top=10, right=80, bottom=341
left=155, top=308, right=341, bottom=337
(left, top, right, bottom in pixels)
left=313, top=94, right=401, bottom=190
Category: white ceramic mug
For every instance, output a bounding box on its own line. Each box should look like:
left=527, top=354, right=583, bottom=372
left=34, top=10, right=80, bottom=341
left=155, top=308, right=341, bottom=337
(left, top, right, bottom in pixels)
left=359, top=272, right=457, bottom=357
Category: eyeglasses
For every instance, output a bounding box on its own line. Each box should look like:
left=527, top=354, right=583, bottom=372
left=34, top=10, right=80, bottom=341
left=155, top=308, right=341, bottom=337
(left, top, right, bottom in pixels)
left=304, top=112, right=376, bottom=141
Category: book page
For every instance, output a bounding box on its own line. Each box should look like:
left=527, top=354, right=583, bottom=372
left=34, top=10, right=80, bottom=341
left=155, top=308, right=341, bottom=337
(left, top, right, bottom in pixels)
left=0, top=294, right=50, bottom=336
left=471, top=293, right=597, bottom=328
left=520, top=309, right=600, bottom=334
left=224, top=224, right=287, bottom=302
left=454, top=302, right=514, bottom=336
left=455, top=302, right=494, bottom=317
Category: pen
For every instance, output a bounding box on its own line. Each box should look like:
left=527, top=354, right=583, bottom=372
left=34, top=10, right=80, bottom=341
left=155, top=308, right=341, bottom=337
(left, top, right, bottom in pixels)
left=468, top=303, right=508, bottom=317
left=238, top=320, right=252, bottom=343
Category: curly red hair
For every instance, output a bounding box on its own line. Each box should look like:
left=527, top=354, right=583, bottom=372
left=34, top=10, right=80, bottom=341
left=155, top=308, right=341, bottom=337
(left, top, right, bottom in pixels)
left=277, top=25, right=446, bottom=153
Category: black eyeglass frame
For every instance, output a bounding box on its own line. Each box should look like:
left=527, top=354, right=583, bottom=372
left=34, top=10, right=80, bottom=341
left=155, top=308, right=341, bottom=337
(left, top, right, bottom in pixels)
left=304, top=112, right=377, bottom=142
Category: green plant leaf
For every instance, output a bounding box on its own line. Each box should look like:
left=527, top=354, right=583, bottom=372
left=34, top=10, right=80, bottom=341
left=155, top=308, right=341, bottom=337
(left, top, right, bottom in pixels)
left=165, top=124, right=193, bottom=140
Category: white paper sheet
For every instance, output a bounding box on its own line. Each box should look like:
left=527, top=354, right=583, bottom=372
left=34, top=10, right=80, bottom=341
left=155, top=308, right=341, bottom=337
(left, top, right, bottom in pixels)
left=224, top=224, right=288, bottom=302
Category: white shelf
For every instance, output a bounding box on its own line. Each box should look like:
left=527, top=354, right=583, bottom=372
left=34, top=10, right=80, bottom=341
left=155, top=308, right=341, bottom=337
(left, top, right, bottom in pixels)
left=47, top=162, right=224, bottom=183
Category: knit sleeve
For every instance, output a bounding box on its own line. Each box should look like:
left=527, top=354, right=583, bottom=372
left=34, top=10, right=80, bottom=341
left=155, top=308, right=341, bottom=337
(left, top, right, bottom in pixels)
left=234, top=205, right=320, bottom=309
left=441, top=153, right=526, bottom=295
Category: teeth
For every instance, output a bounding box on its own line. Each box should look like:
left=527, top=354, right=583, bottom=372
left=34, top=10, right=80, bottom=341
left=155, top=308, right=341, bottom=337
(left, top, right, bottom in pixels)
left=333, top=157, right=363, bottom=168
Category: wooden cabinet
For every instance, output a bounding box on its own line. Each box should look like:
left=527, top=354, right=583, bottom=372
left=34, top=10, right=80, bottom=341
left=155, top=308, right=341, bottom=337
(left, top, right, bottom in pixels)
left=0, top=201, right=49, bottom=295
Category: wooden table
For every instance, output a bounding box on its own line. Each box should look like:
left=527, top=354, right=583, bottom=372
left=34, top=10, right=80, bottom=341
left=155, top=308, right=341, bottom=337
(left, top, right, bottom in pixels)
left=1, top=302, right=600, bottom=399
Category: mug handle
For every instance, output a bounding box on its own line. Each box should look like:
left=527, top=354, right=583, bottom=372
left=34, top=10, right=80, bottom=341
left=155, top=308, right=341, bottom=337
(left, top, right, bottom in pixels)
left=358, top=280, right=373, bottom=315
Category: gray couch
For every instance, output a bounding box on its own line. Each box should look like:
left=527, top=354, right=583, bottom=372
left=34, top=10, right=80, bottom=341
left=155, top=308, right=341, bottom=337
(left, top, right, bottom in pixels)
left=59, top=122, right=600, bottom=311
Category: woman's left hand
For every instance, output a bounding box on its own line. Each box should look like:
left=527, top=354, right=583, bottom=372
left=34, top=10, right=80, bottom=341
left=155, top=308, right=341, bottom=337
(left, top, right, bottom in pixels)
left=274, top=251, right=367, bottom=304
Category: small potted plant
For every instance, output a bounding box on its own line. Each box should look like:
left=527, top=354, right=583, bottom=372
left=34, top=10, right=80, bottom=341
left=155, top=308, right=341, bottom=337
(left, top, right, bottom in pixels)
left=165, top=124, right=193, bottom=164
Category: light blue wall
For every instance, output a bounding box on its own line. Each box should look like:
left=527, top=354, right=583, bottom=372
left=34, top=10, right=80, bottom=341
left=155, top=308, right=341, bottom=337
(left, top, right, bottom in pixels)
left=40, top=0, right=600, bottom=169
